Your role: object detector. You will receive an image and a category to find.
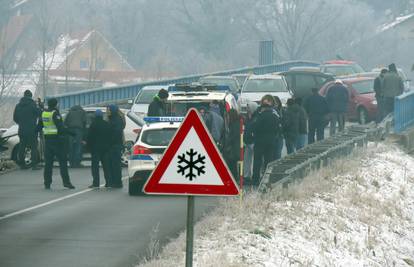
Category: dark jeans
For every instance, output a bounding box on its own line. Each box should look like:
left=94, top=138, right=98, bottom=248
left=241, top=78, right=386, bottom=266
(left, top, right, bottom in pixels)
left=296, top=134, right=307, bottom=150
left=376, top=96, right=385, bottom=123
left=44, top=138, right=71, bottom=186
left=285, top=139, right=296, bottom=154
left=384, top=97, right=394, bottom=117
left=109, top=145, right=123, bottom=187
left=68, top=128, right=83, bottom=167
left=274, top=138, right=283, bottom=160
left=329, top=112, right=345, bottom=136
left=252, top=141, right=275, bottom=185
left=308, top=118, right=325, bottom=144
left=18, top=133, right=39, bottom=167
left=91, top=150, right=111, bottom=186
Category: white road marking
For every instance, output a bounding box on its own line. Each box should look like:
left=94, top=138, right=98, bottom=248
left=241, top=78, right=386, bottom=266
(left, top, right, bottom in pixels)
left=0, top=176, right=129, bottom=222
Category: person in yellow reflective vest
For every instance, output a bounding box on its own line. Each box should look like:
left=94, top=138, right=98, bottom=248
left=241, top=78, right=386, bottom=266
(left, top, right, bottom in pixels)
left=40, top=98, right=75, bottom=189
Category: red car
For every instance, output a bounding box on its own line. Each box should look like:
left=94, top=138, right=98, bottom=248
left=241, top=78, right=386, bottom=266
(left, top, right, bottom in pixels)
left=319, top=77, right=377, bottom=124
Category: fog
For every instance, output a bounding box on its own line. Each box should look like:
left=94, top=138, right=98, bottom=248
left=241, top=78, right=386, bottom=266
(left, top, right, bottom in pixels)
left=1, top=0, right=413, bottom=72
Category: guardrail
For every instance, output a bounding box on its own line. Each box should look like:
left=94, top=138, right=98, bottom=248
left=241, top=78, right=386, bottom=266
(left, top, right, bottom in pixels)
left=394, top=90, right=414, bottom=133
left=50, top=60, right=320, bottom=110
left=260, top=124, right=384, bottom=191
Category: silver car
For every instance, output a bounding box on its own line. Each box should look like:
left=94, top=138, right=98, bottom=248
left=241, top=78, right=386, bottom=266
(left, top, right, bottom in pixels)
left=238, top=74, right=291, bottom=113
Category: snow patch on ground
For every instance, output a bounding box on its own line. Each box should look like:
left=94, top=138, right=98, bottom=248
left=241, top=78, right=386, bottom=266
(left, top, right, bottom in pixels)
left=138, top=143, right=414, bottom=267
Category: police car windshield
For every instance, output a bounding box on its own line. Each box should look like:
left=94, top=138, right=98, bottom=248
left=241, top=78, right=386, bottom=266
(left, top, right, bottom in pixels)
left=141, top=128, right=177, bottom=146
left=135, top=90, right=159, bottom=104
left=243, top=79, right=287, bottom=92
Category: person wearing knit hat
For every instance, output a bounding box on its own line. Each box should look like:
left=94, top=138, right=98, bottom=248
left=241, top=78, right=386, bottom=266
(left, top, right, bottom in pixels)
left=326, top=79, right=349, bottom=136
left=86, top=109, right=112, bottom=188
left=147, top=88, right=169, bottom=116
left=382, top=63, right=404, bottom=116
left=40, top=98, right=75, bottom=189
left=13, top=89, right=40, bottom=169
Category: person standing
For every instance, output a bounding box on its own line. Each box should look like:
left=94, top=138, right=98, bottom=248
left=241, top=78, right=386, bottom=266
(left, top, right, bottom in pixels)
left=64, top=105, right=86, bottom=168
left=305, top=88, right=329, bottom=144
left=326, top=80, right=349, bottom=136
left=86, top=109, right=112, bottom=188
left=224, top=109, right=240, bottom=181
left=252, top=95, right=281, bottom=186
left=40, top=98, right=75, bottom=189
left=147, top=88, right=169, bottom=116
left=107, top=105, right=126, bottom=188
left=294, top=98, right=308, bottom=150
left=374, top=69, right=388, bottom=123
left=273, top=96, right=284, bottom=160
left=382, top=63, right=404, bottom=116
left=243, top=101, right=258, bottom=184
left=13, top=90, right=41, bottom=170
left=283, top=98, right=300, bottom=154
left=209, top=101, right=224, bottom=144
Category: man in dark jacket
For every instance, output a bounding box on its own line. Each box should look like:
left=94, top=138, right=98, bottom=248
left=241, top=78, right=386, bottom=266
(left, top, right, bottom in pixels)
left=64, top=105, right=86, bottom=168
left=40, top=98, right=75, bottom=189
left=294, top=98, right=308, bottom=150
left=305, top=88, right=329, bottom=144
left=86, top=109, right=112, bottom=188
left=326, top=80, right=349, bottom=136
left=374, top=69, right=388, bottom=123
left=13, top=90, right=41, bottom=169
left=382, top=63, right=404, bottom=116
left=147, top=88, right=169, bottom=116
left=107, top=105, right=126, bottom=188
left=252, top=95, right=281, bottom=186
left=283, top=98, right=300, bottom=154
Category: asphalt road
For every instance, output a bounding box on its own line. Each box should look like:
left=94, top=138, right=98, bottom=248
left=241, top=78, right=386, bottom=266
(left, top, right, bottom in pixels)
left=0, top=167, right=218, bottom=267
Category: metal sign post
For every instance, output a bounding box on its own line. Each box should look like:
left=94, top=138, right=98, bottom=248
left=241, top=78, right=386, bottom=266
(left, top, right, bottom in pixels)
left=185, top=196, right=195, bottom=267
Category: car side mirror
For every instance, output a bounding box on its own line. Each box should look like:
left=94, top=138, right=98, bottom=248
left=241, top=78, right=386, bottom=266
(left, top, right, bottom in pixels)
left=127, top=99, right=133, bottom=104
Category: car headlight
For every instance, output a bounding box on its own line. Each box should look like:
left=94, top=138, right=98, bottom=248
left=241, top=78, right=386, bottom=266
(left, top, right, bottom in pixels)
left=371, top=100, right=377, bottom=105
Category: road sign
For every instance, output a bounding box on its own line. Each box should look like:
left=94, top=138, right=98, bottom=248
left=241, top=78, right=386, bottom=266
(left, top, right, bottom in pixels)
left=143, top=108, right=240, bottom=196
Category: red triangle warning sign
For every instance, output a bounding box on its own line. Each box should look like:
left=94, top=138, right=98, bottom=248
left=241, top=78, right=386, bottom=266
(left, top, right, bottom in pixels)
left=143, top=108, right=240, bottom=196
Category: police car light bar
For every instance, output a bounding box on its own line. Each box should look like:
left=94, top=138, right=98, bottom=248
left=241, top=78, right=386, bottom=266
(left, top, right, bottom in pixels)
left=143, top=117, right=184, bottom=123
left=168, top=84, right=230, bottom=92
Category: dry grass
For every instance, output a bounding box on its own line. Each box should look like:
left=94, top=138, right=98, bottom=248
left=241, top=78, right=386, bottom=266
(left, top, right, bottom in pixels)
left=138, top=143, right=414, bottom=267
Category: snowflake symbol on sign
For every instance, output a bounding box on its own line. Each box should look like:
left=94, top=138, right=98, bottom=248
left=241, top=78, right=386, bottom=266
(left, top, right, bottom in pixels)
left=177, top=148, right=206, bottom=181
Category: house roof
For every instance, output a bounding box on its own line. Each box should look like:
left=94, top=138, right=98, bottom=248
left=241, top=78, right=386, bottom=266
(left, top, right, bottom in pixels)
left=0, top=15, right=32, bottom=60
left=47, top=30, right=134, bottom=71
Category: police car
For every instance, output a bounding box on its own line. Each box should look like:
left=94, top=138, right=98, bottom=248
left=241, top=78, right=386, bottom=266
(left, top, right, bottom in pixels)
left=128, top=117, right=182, bottom=195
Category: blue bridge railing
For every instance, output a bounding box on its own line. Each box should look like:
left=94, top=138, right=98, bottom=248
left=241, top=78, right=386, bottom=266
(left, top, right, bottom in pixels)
left=51, top=60, right=320, bottom=110
left=394, top=90, right=414, bottom=133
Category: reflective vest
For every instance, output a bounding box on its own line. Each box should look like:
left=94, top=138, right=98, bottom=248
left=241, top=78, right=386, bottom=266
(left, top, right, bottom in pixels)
left=42, top=111, right=58, bottom=135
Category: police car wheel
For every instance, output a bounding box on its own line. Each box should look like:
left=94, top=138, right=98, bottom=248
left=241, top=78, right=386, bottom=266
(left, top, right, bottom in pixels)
left=121, top=141, right=134, bottom=167
left=128, top=180, right=144, bottom=196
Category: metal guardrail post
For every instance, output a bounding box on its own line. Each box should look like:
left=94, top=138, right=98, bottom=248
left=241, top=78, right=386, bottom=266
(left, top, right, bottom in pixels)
left=394, top=91, right=414, bottom=133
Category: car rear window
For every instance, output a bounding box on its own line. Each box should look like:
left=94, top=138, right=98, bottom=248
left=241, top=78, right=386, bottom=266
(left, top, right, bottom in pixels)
left=199, top=78, right=238, bottom=92
left=324, top=66, right=356, bottom=76
left=166, top=101, right=226, bottom=117
left=243, top=79, right=287, bottom=93
left=141, top=128, right=177, bottom=146
left=135, top=90, right=159, bottom=104
left=351, top=80, right=374, bottom=94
